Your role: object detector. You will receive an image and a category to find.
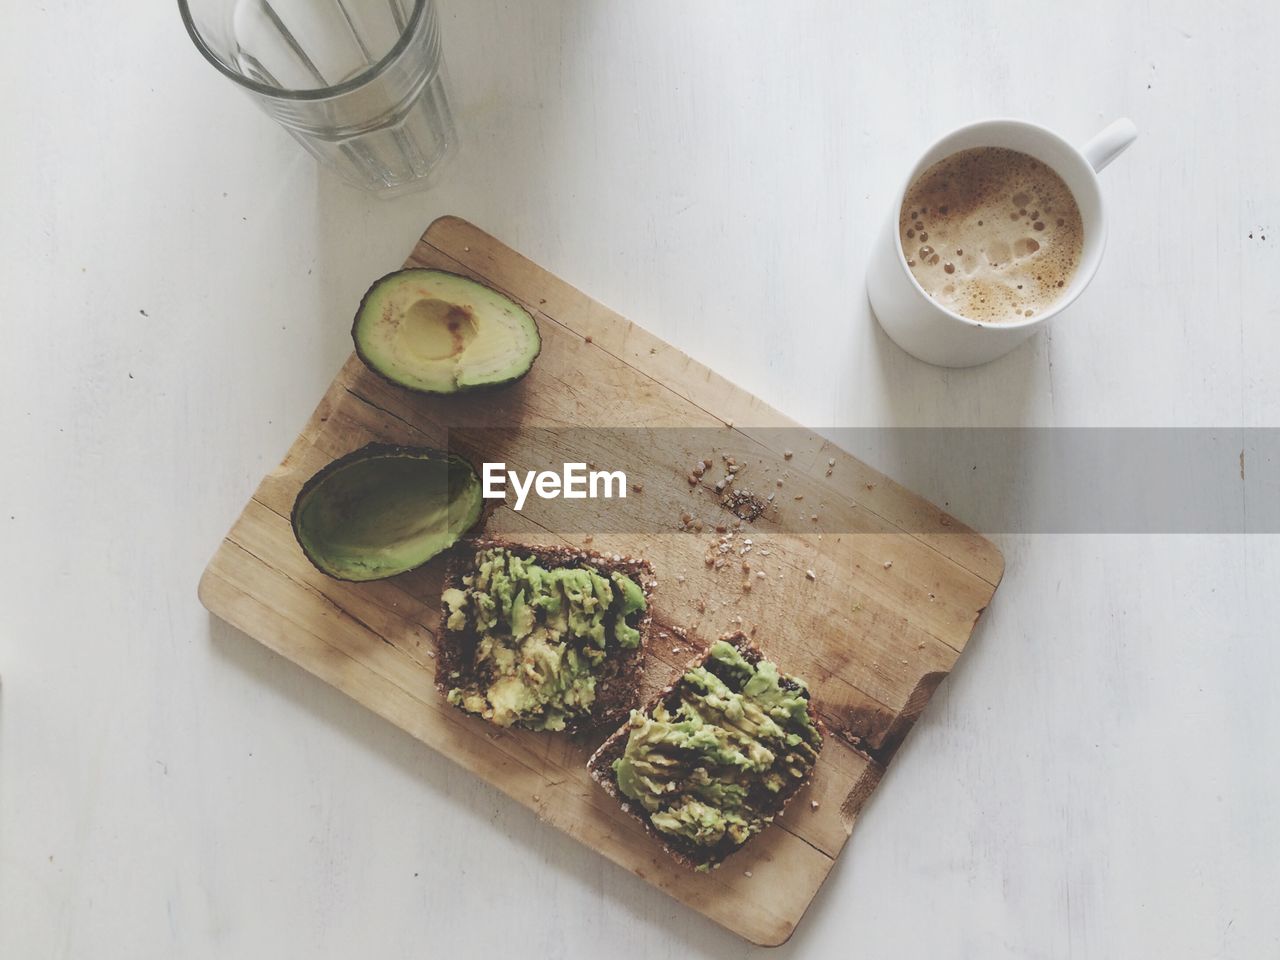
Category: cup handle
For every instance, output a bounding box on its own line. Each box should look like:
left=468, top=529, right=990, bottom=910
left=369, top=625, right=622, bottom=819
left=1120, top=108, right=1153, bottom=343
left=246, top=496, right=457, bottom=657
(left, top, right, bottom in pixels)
left=1081, top=118, right=1138, bottom=173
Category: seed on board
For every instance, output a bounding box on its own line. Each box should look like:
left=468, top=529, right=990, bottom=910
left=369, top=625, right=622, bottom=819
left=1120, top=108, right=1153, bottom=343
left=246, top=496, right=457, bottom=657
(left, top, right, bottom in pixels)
left=883, top=560, right=893, bottom=569
left=805, top=569, right=817, bottom=581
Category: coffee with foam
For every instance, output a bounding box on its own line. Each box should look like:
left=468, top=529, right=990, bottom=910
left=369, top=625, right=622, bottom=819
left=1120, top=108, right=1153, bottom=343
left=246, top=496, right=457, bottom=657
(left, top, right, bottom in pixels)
left=899, top=147, right=1083, bottom=323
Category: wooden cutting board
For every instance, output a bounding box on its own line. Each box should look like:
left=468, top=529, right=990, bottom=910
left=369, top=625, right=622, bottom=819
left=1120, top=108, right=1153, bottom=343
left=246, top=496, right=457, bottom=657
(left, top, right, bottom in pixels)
left=198, top=216, right=1003, bottom=946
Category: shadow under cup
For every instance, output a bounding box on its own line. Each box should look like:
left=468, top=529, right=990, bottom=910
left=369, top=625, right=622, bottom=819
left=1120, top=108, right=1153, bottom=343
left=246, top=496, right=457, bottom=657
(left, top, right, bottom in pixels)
left=179, top=0, right=456, bottom=196
left=868, top=119, right=1109, bottom=368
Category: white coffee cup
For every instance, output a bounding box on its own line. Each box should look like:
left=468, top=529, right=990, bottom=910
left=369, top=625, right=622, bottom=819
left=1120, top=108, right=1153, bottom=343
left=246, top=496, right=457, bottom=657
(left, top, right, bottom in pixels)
left=867, top=117, right=1137, bottom=367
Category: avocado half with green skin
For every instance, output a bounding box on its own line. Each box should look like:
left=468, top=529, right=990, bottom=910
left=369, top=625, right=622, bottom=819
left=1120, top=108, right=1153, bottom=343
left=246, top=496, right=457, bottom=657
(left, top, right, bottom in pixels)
left=291, top=443, right=484, bottom=582
left=352, top=269, right=542, bottom=394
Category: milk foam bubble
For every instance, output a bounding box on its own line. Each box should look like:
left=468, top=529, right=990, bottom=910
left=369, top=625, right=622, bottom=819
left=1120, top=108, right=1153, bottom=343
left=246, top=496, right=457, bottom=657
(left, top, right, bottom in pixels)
left=900, top=147, right=1083, bottom=323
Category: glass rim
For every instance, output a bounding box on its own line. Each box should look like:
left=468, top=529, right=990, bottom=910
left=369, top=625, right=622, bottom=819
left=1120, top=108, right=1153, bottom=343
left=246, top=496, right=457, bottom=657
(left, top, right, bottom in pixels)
left=177, top=0, right=428, bottom=102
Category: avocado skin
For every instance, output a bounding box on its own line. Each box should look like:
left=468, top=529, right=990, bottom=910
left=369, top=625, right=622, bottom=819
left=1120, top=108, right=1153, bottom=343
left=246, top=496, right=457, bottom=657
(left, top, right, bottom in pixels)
left=290, top=442, right=484, bottom=582
left=351, top=268, right=543, bottom=396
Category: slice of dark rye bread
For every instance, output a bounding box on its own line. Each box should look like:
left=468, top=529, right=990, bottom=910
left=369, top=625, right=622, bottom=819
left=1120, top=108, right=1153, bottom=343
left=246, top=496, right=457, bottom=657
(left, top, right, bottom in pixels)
left=587, top=632, right=825, bottom=869
left=435, top=538, right=656, bottom=733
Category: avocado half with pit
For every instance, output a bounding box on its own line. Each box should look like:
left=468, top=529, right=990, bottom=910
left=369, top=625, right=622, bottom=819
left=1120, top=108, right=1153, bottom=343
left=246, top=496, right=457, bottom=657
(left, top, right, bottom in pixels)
left=291, top=444, right=484, bottom=582
left=352, top=269, right=541, bottom=394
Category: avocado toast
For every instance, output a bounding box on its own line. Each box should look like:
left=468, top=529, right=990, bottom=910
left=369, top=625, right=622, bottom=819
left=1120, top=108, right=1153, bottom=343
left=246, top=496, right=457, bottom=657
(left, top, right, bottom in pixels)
left=588, top=634, right=824, bottom=869
left=437, top=540, right=654, bottom=732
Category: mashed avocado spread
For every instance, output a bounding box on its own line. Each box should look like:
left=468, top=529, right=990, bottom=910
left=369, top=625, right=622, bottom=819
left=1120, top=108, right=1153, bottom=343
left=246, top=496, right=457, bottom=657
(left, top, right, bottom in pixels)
left=443, top=547, right=646, bottom=730
left=612, top=640, right=821, bottom=864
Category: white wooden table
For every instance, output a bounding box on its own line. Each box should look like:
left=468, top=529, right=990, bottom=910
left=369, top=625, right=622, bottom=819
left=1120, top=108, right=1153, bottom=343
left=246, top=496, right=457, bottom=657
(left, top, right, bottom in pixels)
left=2, top=2, right=1276, bottom=956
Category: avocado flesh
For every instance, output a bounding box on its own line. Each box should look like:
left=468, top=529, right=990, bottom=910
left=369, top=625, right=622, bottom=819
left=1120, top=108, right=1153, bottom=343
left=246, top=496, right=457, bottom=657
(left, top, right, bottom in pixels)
left=291, top=445, right=483, bottom=582
left=353, top=269, right=541, bottom=394
left=612, top=641, right=822, bottom=864
left=444, top=548, right=647, bottom=731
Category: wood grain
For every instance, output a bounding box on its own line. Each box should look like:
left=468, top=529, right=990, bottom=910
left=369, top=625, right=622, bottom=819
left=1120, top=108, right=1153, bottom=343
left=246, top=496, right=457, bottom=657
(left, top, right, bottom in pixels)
left=198, top=217, right=1002, bottom=946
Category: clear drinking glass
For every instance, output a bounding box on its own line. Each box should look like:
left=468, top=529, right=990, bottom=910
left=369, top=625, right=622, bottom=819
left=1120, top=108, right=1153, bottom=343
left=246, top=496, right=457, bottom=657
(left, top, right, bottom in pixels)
left=179, top=0, right=456, bottom=196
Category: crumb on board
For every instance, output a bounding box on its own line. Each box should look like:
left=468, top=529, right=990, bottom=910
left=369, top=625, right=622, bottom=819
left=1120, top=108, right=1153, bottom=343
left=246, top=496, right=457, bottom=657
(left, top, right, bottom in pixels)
left=805, top=569, right=816, bottom=581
